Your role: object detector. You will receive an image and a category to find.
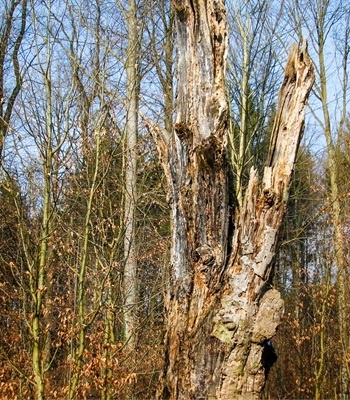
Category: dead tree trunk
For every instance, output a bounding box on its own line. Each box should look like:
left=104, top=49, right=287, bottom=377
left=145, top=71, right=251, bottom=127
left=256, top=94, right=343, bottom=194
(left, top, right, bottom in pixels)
left=149, top=1, right=315, bottom=399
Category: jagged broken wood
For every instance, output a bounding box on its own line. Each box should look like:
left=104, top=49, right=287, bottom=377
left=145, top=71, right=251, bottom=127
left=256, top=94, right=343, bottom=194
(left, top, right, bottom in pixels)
left=146, top=1, right=315, bottom=398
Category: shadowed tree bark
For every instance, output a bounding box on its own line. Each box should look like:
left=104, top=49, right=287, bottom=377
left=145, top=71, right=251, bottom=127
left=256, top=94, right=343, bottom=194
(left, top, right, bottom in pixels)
left=147, top=1, right=314, bottom=399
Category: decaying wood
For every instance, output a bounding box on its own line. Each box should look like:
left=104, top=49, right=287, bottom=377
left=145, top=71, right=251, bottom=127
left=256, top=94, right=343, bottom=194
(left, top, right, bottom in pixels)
left=150, top=1, right=315, bottom=399
left=266, top=41, right=304, bottom=168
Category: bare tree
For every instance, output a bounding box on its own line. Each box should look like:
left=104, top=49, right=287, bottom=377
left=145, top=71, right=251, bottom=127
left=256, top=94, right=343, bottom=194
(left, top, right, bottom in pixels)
left=122, top=0, right=141, bottom=346
left=286, top=0, right=350, bottom=396
left=227, top=0, right=284, bottom=207
left=0, top=0, right=28, bottom=160
left=148, top=1, right=314, bottom=398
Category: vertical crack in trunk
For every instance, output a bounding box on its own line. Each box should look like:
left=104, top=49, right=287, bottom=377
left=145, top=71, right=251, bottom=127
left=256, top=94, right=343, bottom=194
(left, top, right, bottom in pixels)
left=153, top=2, right=315, bottom=399
left=214, top=41, right=314, bottom=399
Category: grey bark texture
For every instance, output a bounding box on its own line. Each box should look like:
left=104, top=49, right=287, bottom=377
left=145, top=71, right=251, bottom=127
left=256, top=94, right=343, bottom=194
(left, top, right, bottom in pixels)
left=149, top=1, right=315, bottom=399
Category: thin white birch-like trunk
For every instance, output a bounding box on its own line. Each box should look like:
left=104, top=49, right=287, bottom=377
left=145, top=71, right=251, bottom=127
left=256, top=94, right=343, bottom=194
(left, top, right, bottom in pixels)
left=123, top=0, right=140, bottom=345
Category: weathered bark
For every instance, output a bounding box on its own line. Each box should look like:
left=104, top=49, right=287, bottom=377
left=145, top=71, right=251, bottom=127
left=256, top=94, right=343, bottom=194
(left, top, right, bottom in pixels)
left=151, top=1, right=315, bottom=399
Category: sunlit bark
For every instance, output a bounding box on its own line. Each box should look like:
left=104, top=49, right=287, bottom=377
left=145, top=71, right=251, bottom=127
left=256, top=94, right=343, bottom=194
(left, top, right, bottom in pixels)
left=150, top=1, right=314, bottom=398
left=122, top=0, right=140, bottom=346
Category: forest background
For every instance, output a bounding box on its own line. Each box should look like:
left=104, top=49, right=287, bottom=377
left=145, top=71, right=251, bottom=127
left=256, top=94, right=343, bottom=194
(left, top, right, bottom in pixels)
left=0, top=0, right=349, bottom=399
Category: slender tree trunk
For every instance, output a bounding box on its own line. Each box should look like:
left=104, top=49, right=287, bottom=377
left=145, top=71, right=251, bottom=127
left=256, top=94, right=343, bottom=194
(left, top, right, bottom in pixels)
left=123, top=0, right=140, bottom=346
left=314, top=266, right=331, bottom=400
left=230, top=14, right=250, bottom=209
left=317, top=25, right=349, bottom=398
left=0, top=0, right=27, bottom=161
left=101, top=288, right=116, bottom=400
left=150, top=2, right=314, bottom=399
left=101, top=238, right=122, bottom=400
left=31, top=12, right=56, bottom=397
left=68, top=127, right=103, bottom=399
